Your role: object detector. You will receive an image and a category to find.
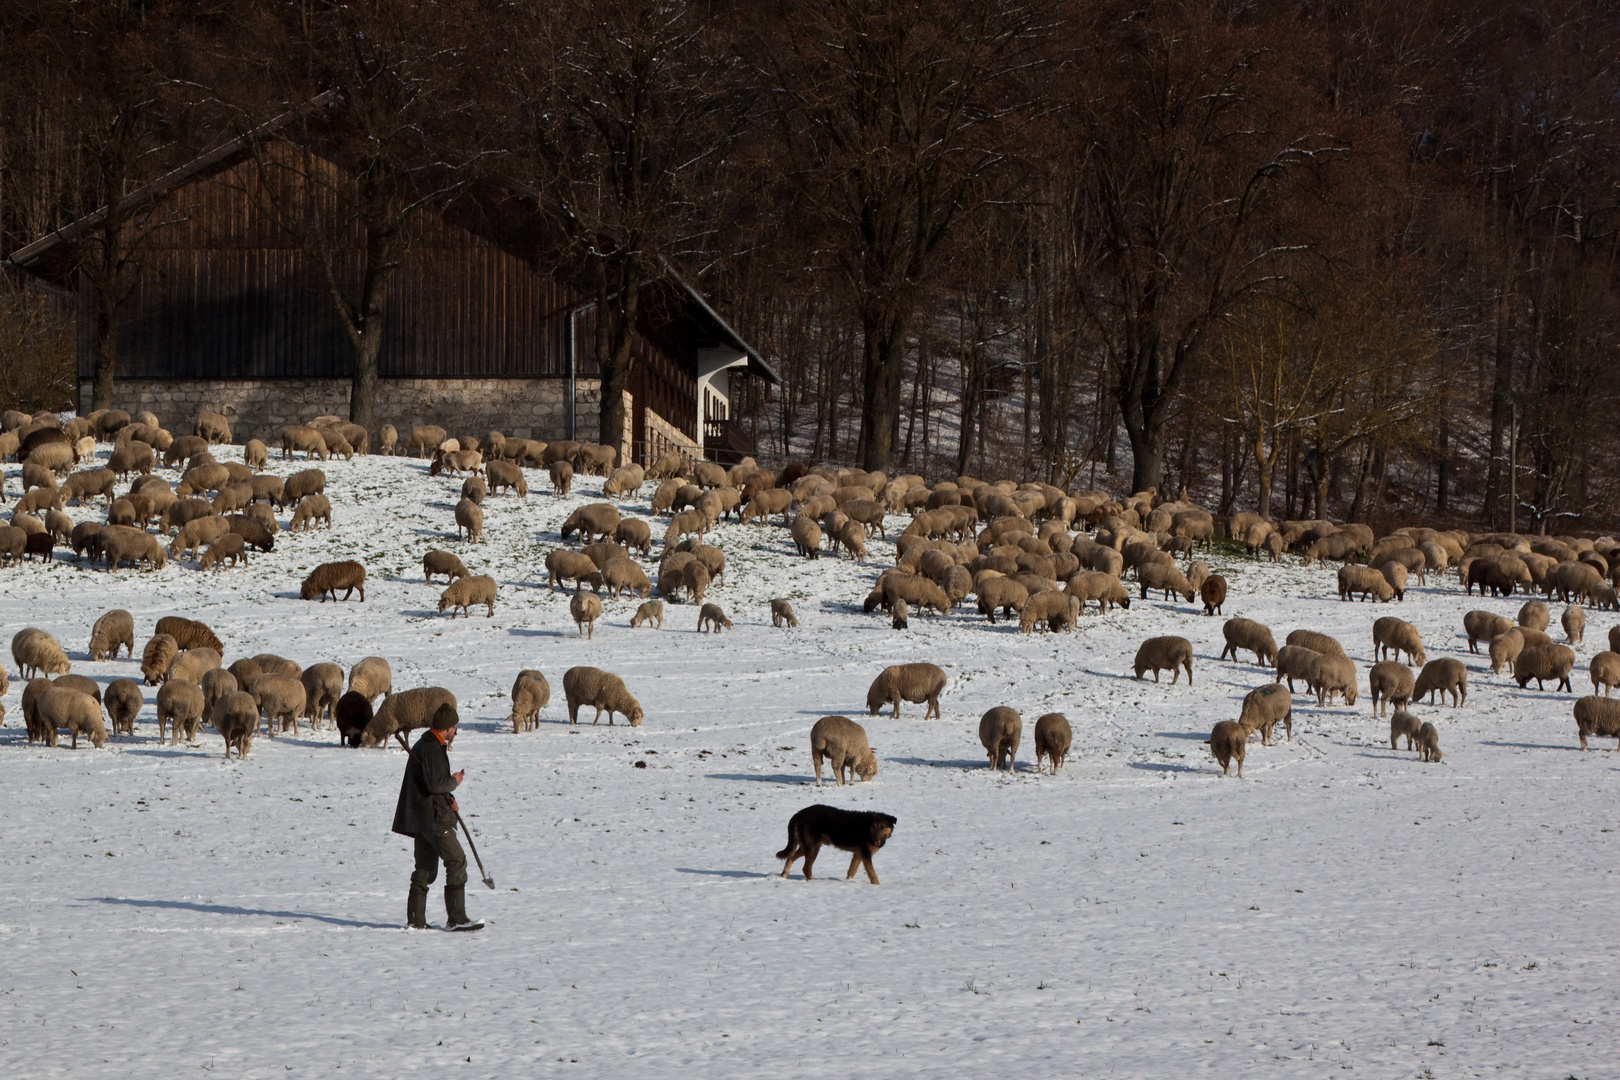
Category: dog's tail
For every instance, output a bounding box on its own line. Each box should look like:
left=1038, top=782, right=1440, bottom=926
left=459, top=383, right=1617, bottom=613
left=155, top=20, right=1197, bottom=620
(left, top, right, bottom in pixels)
left=775, top=839, right=793, bottom=860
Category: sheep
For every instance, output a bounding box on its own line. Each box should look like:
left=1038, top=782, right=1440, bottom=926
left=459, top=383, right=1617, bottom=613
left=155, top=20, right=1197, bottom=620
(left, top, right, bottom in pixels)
left=1372, top=616, right=1426, bottom=666
left=697, top=602, right=733, bottom=633
left=248, top=672, right=308, bottom=736
left=252, top=654, right=302, bottom=680
left=1416, top=721, right=1443, bottom=763
left=1518, top=600, right=1550, bottom=631
left=1220, top=618, right=1277, bottom=666
left=1414, top=657, right=1470, bottom=704
left=247, top=474, right=284, bottom=506
left=103, top=678, right=143, bottom=736
left=300, top=560, right=366, bottom=602
left=1200, top=574, right=1227, bottom=615
left=1338, top=564, right=1394, bottom=603
left=1511, top=644, right=1573, bottom=693
left=108, top=441, right=154, bottom=478
left=211, top=691, right=259, bottom=758
left=301, top=663, right=344, bottom=728
left=664, top=509, right=710, bottom=546
left=422, top=549, right=469, bottom=584
left=1489, top=629, right=1525, bottom=675
left=353, top=685, right=457, bottom=748
left=22, top=531, right=54, bottom=562
left=201, top=667, right=238, bottom=715
left=1232, top=683, right=1290, bottom=745
left=168, top=647, right=222, bottom=686
left=1389, top=709, right=1422, bottom=751
left=683, top=562, right=712, bottom=604
left=1464, top=610, right=1515, bottom=653
left=1138, top=561, right=1196, bottom=602
left=88, top=609, right=135, bottom=661
left=866, top=663, right=948, bottom=720
left=600, top=557, right=652, bottom=599
left=281, top=468, right=326, bottom=507
left=156, top=678, right=206, bottom=744
left=786, top=514, right=824, bottom=560
left=176, top=463, right=232, bottom=498
left=1033, top=712, right=1072, bottom=773
left=373, top=424, right=399, bottom=457
left=561, top=503, right=620, bottom=543
left=0, top=524, right=25, bottom=565
left=280, top=425, right=329, bottom=460
left=100, top=526, right=167, bottom=571
left=346, top=656, right=392, bottom=704
left=1379, top=560, right=1409, bottom=600
left=890, top=596, right=909, bottom=630
left=979, top=706, right=1022, bottom=772
left=1574, top=695, right=1620, bottom=750
left=198, top=533, right=248, bottom=570
left=601, top=464, right=645, bottom=498
left=37, top=687, right=106, bottom=749
left=810, top=715, right=878, bottom=786
left=1209, top=720, right=1249, bottom=777
left=289, top=494, right=332, bottom=531
left=1588, top=651, right=1620, bottom=695
left=244, top=438, right=268, bottom=471
left=332, top=691, right=373, bottom=747
left=509, top=670, right=551, bottom=733
left=832, top=519, right=868, bottom=562
left=168, top=514, right=231, bottom=558
left=153, top=615, right=222, bottom=653
left=1562, top=604, right=1585, bottom=646
left=12, top=628, right=70, bottom=678
left=1368, top=661, right=1415, bottom=717
left=1133, top=636, right=1193, bottom=685
left=440, top=574, right=497, bottom=618
left=140, top=633, right=179, bottom=685
left=195, top=411, right=232, bottom=443
left=570, top=589, right=603, bottom=636
left=627, top=599, right=664, bottom=629
left=615, top=519, right=652, bottom=557
left=562, top=666, right=643, bottom=727
left=546, top=459, right=575, bottom=498
left=1020, top=590, right=1080, bottom=634
left=770, top=598, right=799, bottom=628
left=1306, top=653, right=1359, bottom=707
left=544, top=549, right=599, bottom=592
left=1285, top=629, right=1346, bottom=658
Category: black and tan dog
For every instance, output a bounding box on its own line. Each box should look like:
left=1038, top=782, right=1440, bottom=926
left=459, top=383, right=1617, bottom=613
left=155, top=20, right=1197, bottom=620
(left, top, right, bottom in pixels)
left=776, top=805, right=896, bottom=884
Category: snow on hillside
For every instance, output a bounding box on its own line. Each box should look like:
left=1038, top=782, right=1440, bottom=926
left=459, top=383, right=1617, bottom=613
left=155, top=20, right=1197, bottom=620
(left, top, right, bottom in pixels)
left=1, top=449, right=1614, bottom=1078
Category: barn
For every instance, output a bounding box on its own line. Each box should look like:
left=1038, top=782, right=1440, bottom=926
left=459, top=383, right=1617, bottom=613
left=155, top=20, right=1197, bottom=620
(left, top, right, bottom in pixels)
left=4, top=127, right=777, bottom=465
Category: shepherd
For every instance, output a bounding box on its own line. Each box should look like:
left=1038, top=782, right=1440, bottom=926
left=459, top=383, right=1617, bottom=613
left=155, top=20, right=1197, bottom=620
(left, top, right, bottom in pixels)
left=393, top=704, right=482, bottom=931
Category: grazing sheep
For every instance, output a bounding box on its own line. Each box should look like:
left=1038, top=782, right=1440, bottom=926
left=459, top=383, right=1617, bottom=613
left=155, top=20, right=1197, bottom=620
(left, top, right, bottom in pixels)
left=570, top=589, right=603, bottom=637
left=683, top=562, right=712, bottom=604
left=289, top=494, right=332, bottom=531
left=37, top=687, right=106, bottom=749
left=1337, top=564, right=1394, bottom=603
left=88, top=609, right=135, bottom=661
left=1390, top=710, right=1422, bottom=751
left=547, top=459, right=574, bottom=497
left=1133, top=636, right=1193, bottom=685
left=1286, top=629, right=1346, bottom=658
left=1372, top=617, right=1426, bottom=666
left=212, top=691, right=258, bottom=758
left=1033, top=712, right=1072, bottom=773
left=103, top=678, right=143, bottom=736
left=157, top=678, right=206, bottom=744
left=1307, top=653, right=1359, bottom=707
left=198, top=532, right=248, bottom=570
left=562, top=666, right=643, bottom=727
left=333, top=691, right=372, bottom=747
left=789, top=515, right=823, bottom=559
left=1239, top=683, right=1293, bottom=744
left=1511, top=644, right=1573, bottom=692
left=1138, top=561, right=1196, bottom=602
left=770, top=598, right=799, bottom=628
left=600, top=557, right=652, bottom=599
left=891, top=597, right=909, bottom=630
left=810, top=715, right=878, bottom=786
left=453, top=498, right=485, bottom=542
left=251, top=654, right=301, bottom=681
left=100, top=526, right=167, bottom=571
left=140, top=633, right=179, bottom=685
left=167, top=514, right=231, bottom=558
left=698, top=602, right=732, bottom=632
left=1574, top=695, right=1620, bottom=750
left=1209, top=719, right=1249, bottom=777
left=423, top=549, right=468, bottom=584
left=629, top=600, right=664, bottom=628
left=357, top=686, right=457, bottom=747
left=244, top=438, right=268, bottom=471
left=1464, top=609, right=1515, bottom=653
left=1199, top=574, right=1227, bottom=615
left=560, top=503, right=620, bottom=543
left=614, top=518, right=652, bottom=557
left=865, top=663, right=948, bottom=720
left=345, top=656, right=392, bottom=705
left=300, top=560, right=366, bottom=602
left=509, top=670, right=551, bottom=733
left=979, top=706, right=1022, bottom=772
left=440, top=574, right=497, bottom=618
left=1368, top=661, right=1416, bottom=717
left=280, top=425, right=329, bottom=460
left=545, top=549, right=600, bottom=592
left=1020, top=590, right=1080, bottom=634
left=1416, top=721, right=1443, bottom=763
left=1220, top=618, right=1278, bottom=666
left=1414, top=657, right=1470, bottom=704
left=225, top=515, right=274, bottom=552
left=601, top=464, right=645, bottom=498
left=154, top=615, right=222, bottom=653
left=1562, top=604, right=1585, bottom=646
left=300, top=663, right=344, bottom=728
left=195, top=411, right=232, bottom=444
left=1589, top=651, right=1620, bottom=696
left=1518, top=600, right=1550, bottom=631
left=168, top=647, right=222, bottom=686
left=485, top=459, right=529, bottom=497
left=248, top=673, right=308, bottom=736
left=12, top=628, right=70, bottom=678
left=1489, top=629, right=1525, bottom=674
left=0, top=524, right=25, bottom=565
left=201, top=667, right=238, bottom=715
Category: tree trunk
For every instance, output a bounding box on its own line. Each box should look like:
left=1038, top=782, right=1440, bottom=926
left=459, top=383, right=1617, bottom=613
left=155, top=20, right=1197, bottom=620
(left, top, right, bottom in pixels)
left=859, top=312, right=905, bottom=471
left=347, top=259, right=390, bottom=430
left=594, top=266, right=640, bottom=460
left=1255, top=436, right=1275, bottom=521
left=92, top=296, right=117, bottom=412
left=1483, top=285, right=1514, bottom=525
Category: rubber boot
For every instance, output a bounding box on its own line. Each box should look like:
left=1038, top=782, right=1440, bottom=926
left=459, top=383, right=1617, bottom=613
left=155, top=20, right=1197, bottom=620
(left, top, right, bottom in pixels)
left=407, top=886, right=429, bottom=929
left=444, top=886, right=478, bottom=931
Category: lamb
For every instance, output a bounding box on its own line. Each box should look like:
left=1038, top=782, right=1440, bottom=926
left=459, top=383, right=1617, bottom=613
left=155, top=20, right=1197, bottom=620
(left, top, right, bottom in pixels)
left=698, top=602, right=733, bottom=633
left=12, top=628, right=70, bottom=678
left=1416, top=721, right=1443, bottom=763
left=1518, top=600, right=1550, bottom=631
left=423, top=549, right=468, bottom=583
left=979, top=706, right=1022, bottom=772
left=198, top=532, right=248, bottom=570
left=1562, top=604, right=1585, bottom=646
left=1199, top=574, right=1227, bottom=615
left=1239, top=683, right=1293, bottom=744
left=771, top=598, right=799, bottom=628
left=630, top=600, right=664, bottom=629
left=600, top=557, right=652, bottom=599
left=1306, top=653, right=1359, bottom=706
left=157, top=678, right=206, bottom=744
left=865, top=663, right=948, bottom=720
left=1285, top=629, right=1346, bottom=657
left=289, top=494, right=332, bottom=531
left=101, top=678, right=142, bottom=737
left=1368, top=661, right=1415, bottom=717
left=1133, top=636, right=1193, bottom=685
left=140, top=633, right=179, bottom=685
left=1589, top=651, right=1620, bottom=695
left=440, top=574, right=497, bottom=618
left=545, top=549, right=600, bottom=591
left=301, top=560, right=366, bottom=602
left=1574, top=695, right=1620, bottom=750
left=301, top=663, right=344, bottom=728
left=1138, top=561, right=1196, bottom=602
left=37, top=687, right=106, bottom=749
left=88, top=609, right=135, bottom=661
left=560, top=503, right=620, bottom=543
left=1464, top=610, right=1515, bottom=653
left=1414, top=657, right=1470, bottom=704
left=154, top=615, right=222, bottom=653
left=1033, top=712, right=1072, bottom=773
left=615, top=518, right=652, bottom=557
left=1390, top=710, right=1422, bottom=751
left=168, top=647, right=222, bottom=686
left=212, top=691, right=259, bottom=758
left=1338, top=564, right=1394, bottom=602
left=810, top=715, right=879, bottom=786
left=509, top=670, right=551, bottom=733
left=891, top=597, right=908, bottom=630
left=200, top=668, right=238, bottom=715
left=1220, top=618, right=1278, bottom=666
left=1510, top=644, right=1573, bottom=692
left=562, top=666, right=643, bottom=726
left=1372, top=616, right=1426, bottom=666
left=1209, top=719, right=1249, bottom=777
left=570, top=589, right=603, bottom=637
left=1020, top=590, right=1080, bottom=634
left=1489, top=629, right=1525, bottom=674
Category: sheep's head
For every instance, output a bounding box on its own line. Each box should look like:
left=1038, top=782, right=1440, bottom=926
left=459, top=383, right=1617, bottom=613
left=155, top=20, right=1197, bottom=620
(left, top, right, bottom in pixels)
left=438, top=595, right=450, bottom=614
left=855, top=751, right=878, bottom=782
left=626, top=703, right=644, bottom=728
left=300, top=578, right=318, bottom=601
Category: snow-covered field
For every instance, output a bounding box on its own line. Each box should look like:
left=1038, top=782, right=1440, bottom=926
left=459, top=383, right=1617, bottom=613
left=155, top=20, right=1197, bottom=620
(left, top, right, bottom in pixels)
left=1, top=448, right=1614, bottom=1079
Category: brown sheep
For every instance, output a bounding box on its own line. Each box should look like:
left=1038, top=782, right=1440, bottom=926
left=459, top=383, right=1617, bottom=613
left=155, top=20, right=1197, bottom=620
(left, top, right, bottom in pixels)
left=1562, top=604, right=1585, bottom=646
left=1574, top=695, right=1620, bottom=750
left=570, top=590, right=603, bottom=637
left=347, top=656, right=392, bottom=703
left=250, top=673, right=308, bottom=735
left=1518, top=599, right=1551, bottom=631
left=1416, top=721, right=1443, bottom=763
left=211, top=691, right=259, bottom=758
left=1138, top=561, right=1196, bottom=602
left=1033, top=712, right=1072, bottom=773
left=810, top=715, right=878, bottom=786
left=485, top=459, right=529, bottom=497
left=299, top=560, right=365, bottom=602
left=1589, top=651, right=1620, bottom=695
left=548, top=459, right=574, bottom=496
left=561, top=503, right=620, bottom=543
left=1286, top=629, right=1346, bottom=658
left=244, top=438, right=268, bottom=471
left=615, top=518, right=653, bottom=557
left=37, top=687, right=107, bottom=749
left=1209, top=719, right=1248, bottom=777
left=280, top=424, right=329, bottom=460
left=865, top=663, right=947, bottom=720
left=103, top=678, right=144, bottom=737
left=979, top=706, right=1022, bottom=772
left=1489, top=629, right=1525, bottom=675
left=1414, top=657, right=1470, bottom=704
left=423, top=549, right=468, bottom=584
left=683, top=562, right=712, bottom=604
left=509, top=670, right=551, bottom=733
left=600, top=557, right=652, bottom=599
left=562, top=666, right=643, bottom=726
left=1308, top=653, right=1359, bottom=707
left=1220, top=618, right=1277, bottom=666
left=1338, top=564, right=1394, bottom=603
left=168, top=647, right=223, bottom=686
left=201, top=668, right=238, bottom=715
left=1511, top=644, right=1573, bottom=692
left=154, top=615, right=222, bottom=653
left=1020, top=590, right=1080, bottom=634
left=771, top=598, right=799, bottom=628
left=195, top=411, right=232, bottom=444
left=1133, top=636, right=1193, bottom=685
left=289, top=494, right=332, bottom=531
left=198, top=532, right=248, bottom=570
left=225, top=515, right=275, bottom=552
left=1199, top=574, right=1227, bottom=615
left=88, top=609, right=136, bottom=661
left=698, top=602, right=732, bottom=633
left=1372, top=617, right=1426, bottom=666
left=358, top=686, right=457, bottom=747
left=440, top=574, right=497, bottom=618
left=12, top=628, right=70, bottom=678
left=630, top=600, right=664, bottom=629
left=545, top=549, right=601, bottom=591
left=157, top=678, right=206, bottom=744
left=301, top=663, right=344, bottom=728
left=1368, top=661, right=1415, bottom=717
left=788, top=515, right=823, bottom=559
left=1464, top=609, right=1515, bottom=653
left=140, top=633, right=179, bottom=685
left=1390, top=709, right=1422, bottom=751
left=1239, top=683, right=1293, bottom=745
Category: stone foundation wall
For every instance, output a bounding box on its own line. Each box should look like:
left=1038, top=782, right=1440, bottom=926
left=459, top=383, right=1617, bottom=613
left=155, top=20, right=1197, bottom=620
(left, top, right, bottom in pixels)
left=81, top=377, right=602, bottom=445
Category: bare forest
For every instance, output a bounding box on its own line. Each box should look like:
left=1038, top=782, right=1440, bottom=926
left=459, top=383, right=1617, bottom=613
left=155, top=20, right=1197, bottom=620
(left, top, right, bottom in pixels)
left=3, top=0, right=1618, bottom=532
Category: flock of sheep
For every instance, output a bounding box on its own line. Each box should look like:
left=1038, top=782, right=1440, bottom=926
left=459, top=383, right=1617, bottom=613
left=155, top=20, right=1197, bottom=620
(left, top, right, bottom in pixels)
left=6, top=403, right=1620, bottom=783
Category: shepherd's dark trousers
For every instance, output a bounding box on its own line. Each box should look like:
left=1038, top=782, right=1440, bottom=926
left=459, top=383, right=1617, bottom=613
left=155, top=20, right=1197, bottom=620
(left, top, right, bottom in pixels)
left=411, top=828, right=469, bottom=891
